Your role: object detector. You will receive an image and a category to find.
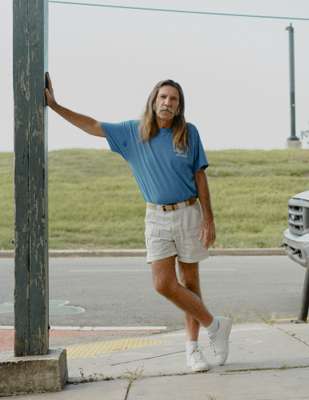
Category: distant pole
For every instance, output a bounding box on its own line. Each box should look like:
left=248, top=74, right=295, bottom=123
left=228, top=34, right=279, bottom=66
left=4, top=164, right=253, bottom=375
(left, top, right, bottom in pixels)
left=13, top=0, right=49, bottom=356
left=286, top=24, right=299, bottom=145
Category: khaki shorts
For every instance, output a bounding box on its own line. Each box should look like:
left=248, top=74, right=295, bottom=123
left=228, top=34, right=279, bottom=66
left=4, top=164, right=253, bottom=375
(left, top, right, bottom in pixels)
left=144, top=200, right=209, bottom=264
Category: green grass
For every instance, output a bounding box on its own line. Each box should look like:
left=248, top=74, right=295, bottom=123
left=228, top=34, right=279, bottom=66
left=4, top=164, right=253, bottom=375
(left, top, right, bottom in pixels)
left=0, top=149, right=308, bottom=250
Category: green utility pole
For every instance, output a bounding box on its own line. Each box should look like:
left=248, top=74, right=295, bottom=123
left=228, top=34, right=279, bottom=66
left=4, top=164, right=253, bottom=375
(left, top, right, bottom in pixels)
left=286, top=23, right=299, bottom=144
left=13, top=0, right=49, bottom=356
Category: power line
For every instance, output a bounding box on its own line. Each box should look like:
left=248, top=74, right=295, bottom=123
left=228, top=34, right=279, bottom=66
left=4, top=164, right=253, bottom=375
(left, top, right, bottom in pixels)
left=49, top=1, right=309, bottom=22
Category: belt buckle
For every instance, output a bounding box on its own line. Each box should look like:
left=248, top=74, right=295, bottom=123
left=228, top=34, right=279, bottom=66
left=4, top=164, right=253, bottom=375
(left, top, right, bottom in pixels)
left=162, top=204, right=177, bottom=212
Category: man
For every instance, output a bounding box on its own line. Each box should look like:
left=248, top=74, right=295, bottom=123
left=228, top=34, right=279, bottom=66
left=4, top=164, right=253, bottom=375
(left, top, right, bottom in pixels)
left=45, top=73, right=232, bottom=372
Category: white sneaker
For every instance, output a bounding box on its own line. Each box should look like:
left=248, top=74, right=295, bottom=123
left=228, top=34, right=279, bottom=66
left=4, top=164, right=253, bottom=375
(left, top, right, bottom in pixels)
left=208, top=316, right=232, bottom=366
left=186, top=347, right=209, bottom=372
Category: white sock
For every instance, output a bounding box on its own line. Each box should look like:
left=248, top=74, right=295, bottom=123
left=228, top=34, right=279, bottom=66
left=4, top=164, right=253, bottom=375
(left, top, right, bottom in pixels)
left=206, top=317, right=219, bottom=336
left=186, top=340, right=198, bottom=354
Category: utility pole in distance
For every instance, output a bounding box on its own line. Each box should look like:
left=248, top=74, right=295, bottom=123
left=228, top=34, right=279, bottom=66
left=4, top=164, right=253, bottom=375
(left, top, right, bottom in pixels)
left=0, top=1, right=67, bottom=395
left=286, top=23, right=301, bottom=148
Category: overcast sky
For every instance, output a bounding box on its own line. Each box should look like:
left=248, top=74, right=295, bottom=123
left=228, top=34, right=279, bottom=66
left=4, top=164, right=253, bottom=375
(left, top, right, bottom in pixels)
left=2, top=0, right=309, bottom=152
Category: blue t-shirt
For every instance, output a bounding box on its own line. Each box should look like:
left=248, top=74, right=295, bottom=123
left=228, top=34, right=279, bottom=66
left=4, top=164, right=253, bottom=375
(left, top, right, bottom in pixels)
left=100, top=120, right=208, bottom=204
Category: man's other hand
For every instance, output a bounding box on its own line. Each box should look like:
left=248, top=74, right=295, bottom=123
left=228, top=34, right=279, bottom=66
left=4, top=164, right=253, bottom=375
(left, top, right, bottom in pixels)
left=199, top=217, right=216, bottom=249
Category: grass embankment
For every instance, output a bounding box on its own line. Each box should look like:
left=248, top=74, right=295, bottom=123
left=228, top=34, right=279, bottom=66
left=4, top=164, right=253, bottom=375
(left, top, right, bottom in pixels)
left=0, top=149, right=308, bottom=250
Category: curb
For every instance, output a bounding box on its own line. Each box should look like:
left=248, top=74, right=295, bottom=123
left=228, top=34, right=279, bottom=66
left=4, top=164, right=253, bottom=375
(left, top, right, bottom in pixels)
left=0, top=248, right=286, bottom=258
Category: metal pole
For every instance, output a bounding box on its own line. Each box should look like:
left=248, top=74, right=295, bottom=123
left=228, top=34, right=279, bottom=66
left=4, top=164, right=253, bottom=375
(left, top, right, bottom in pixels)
left=286, top=23, right=298, bottom=141
left=298, top=264, right=309, bottom=322
left=13, top=0, right=49, bottom=356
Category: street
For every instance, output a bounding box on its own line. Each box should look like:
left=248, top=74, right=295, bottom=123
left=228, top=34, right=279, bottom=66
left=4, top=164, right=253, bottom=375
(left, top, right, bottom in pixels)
left=0, top=256, right=306, bottom=329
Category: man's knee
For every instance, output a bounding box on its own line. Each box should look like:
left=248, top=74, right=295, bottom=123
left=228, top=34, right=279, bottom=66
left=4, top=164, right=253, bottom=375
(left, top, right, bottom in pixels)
left=153, top=276, right=177, bottom=297
left=151, top=256, right=177, bottom=297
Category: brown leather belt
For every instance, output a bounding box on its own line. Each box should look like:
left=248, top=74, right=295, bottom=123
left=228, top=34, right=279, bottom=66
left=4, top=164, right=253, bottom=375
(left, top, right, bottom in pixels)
left=147, top=197, right=197, bottom=212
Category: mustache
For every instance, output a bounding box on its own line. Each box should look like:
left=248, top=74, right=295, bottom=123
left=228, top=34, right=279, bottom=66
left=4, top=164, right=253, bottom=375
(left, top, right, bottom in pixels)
left=159, top=108, right=174, bottom=113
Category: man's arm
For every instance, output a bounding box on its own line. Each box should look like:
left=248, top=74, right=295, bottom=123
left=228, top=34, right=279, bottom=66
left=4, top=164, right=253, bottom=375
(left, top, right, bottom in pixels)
left=45, top=72, right=105, bottom=137
left=194, top=169, right=216, bottom=248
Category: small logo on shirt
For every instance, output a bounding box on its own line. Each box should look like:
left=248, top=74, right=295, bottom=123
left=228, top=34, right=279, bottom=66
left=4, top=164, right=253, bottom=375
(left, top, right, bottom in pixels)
left=173, top=143, right=188, bottom=158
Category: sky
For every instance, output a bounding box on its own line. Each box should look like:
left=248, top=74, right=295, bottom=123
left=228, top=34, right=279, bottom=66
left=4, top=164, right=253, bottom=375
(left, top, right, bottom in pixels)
left=2, top=0, right=309, bottom=152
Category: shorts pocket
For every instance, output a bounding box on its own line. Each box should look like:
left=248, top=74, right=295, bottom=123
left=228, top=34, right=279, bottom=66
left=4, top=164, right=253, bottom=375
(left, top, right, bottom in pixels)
left=145, top=223, right=160, bottom=239
left=182, top=225, right=201, bottom=240
left=180, top=227, right=206, bottom=256
left=182, top=204, right=202, bottom=231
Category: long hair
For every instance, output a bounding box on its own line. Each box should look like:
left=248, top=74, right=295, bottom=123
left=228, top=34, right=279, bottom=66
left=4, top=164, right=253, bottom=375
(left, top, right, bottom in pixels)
left=139, top=79, right=188, bottom=150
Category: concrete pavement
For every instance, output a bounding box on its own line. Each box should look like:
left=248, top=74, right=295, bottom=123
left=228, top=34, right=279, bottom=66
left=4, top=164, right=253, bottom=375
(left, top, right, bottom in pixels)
left=1, top=320, right=309, bottom=399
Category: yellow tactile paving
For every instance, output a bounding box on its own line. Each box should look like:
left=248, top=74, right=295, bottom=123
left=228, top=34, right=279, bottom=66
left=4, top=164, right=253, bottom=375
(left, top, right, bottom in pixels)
left=66, top=337, right=164, bottom=359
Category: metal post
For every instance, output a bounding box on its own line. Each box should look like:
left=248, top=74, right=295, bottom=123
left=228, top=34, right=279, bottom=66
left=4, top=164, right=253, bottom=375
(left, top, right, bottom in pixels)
left=13, top=0, right=49, bottom=356
left=298, top=264, right=309, bottom=322
left=286, top=24, right=299, bottom=142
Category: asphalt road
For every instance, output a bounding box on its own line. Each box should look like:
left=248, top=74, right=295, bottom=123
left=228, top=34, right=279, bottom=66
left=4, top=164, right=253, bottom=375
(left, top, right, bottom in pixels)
left=0, top=256, right=306, bottom=329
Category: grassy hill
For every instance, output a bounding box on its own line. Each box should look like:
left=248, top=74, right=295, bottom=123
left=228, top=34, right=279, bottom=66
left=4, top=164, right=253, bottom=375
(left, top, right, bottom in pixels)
left=0, top=149, right=308, bottom=250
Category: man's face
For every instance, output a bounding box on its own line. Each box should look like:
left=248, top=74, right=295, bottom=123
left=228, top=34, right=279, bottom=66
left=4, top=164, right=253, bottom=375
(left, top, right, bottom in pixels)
left=154, top=85, right=180, bottom=122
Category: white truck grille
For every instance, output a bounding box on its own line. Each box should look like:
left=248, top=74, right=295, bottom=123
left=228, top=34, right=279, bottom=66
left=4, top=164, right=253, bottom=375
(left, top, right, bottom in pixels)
left=288, top=199, right=309, bottom=235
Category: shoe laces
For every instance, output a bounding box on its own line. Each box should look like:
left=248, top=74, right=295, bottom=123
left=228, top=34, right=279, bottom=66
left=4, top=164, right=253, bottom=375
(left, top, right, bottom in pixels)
left=209, top=341, right=217, bottom=355
left=208, top=334, right=218, bottom=355
left=190, top=347, right=205, bottom=362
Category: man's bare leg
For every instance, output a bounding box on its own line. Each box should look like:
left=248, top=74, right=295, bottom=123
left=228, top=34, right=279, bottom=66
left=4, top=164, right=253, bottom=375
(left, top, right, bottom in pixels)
left=178, top=261, right=202, bottom=342
left=151, top=256, right=214, bottom=327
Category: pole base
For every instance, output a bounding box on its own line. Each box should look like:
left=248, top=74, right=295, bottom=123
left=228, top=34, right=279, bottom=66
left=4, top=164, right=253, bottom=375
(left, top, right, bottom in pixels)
left=287, top=138, right=301, bottom=149
left=0, top=348, right=67, bottom=396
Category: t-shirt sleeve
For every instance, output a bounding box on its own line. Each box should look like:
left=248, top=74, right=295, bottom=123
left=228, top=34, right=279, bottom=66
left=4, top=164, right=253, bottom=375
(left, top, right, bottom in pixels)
left=100, top=121, right=131, bottom=160
left=191, top=125, right=209, bottom=173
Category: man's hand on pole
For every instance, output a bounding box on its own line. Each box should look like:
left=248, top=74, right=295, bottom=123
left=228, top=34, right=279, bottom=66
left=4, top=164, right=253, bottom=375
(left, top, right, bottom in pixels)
left=45, top=72, right=57, bottom=109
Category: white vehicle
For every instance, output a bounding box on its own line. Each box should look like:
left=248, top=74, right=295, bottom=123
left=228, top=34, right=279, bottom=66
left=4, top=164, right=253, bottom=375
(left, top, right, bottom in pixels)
left=283, top=191, right=309, bottom=267
left=283, top=190, right=309, bottom=322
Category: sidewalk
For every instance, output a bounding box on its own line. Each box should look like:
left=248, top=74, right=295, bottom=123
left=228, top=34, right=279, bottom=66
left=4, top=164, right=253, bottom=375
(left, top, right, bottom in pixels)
left=1, top=321, right=309, bottom=399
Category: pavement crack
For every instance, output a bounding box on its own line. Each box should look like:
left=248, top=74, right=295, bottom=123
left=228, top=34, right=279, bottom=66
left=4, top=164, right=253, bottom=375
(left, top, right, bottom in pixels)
left=127, top=364, right=309, bottom=380
left=275, top=325, right=309, bottom=348
left=122, top=367, right=144, bottom=400
left=67, top=363, right=309, bottom=386
left=68, top=374, right=116, bottom=385
left=110, top=350, right=184, bottom=366
left=219, top=364, right=309, bottom=374
left=123, top=380, right=133, bottom=400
